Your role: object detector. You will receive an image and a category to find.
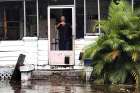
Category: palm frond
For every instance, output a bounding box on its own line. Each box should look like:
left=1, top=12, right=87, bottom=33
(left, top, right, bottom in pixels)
left=83, top=0, right=140, bottom=85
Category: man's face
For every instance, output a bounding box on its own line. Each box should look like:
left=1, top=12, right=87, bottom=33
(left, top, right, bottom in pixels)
left=60, top=16, right=65, bottom=22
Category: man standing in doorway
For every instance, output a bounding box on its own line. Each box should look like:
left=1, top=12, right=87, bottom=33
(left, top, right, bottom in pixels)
left=56, top=16, right=72, bottom=50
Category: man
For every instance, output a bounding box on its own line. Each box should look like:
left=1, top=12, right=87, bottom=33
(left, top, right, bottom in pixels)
left=56, top=16, right=72, bottom=50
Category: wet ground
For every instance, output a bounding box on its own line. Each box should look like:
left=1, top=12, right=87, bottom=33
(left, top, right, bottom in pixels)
left=0, top=80, right=137, bottom=93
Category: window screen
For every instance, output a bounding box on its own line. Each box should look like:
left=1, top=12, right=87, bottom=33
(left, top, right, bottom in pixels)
left=39, top=0, right=48, bottom=38
left=48, top=0, right=74, bottom=5
left=86, top=0, right=99, bottom=35
left=76, top=0, right=84, bottom=38
left=0, top=1, right=24, bottom=40
left=26, top=0, right=37, bottom=37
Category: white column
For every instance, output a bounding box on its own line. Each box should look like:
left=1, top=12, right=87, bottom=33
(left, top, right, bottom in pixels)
left=74, top=0, right=76, bottom=38
left=36, top=0, right=39, bottom=69
left=97, top=0, right=101, bottom=34
left=84, top=0, right=86, bottom=35
left=132, top=0, right=134, bottom=12
left=23, top=0, right=26, bottom=36
left=36, top=0, right=39, bottom=37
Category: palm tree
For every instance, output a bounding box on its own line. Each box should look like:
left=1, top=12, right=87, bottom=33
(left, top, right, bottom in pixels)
left=83, top=0, right=140, bottom=88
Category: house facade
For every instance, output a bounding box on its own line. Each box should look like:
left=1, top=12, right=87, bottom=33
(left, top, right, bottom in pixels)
left=0, top=0, right=138, bottom=69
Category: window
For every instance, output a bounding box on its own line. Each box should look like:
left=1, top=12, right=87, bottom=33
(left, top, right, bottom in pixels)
left=0, top=6, right=4, bottom=40
left=0, top=2, right=24, bottom=40
left=76, top=0, right=84, bottom=38
left=38, top=0, right=48, bottom=38
left=85, top=0, right=134, bottom=36
left=134, top=0, right=140, bottom=10
left=26, top=0, right=37, bottom=37
left=86, top=0, right=99, bottom=35
left=100, top=0, right=111, bottom=20
left=48, top=0, right=74, bottom=5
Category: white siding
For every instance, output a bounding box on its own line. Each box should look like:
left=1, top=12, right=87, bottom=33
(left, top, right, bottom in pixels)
left=23, top=37, right=38, bottom=65
left=74, top=36, right=98, bottom=66
left=0, top=41, right=24, bottom=66
left=0, top=36, right=98, bottom=68
left=37, top=40, right=48, bottom=65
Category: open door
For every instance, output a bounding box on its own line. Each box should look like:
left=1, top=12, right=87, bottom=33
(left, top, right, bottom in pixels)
left=48, top=6, right=75, bottom=66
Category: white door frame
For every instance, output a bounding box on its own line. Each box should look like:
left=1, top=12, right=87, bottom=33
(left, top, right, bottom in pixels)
left=48, top=5, right=75, bottom=65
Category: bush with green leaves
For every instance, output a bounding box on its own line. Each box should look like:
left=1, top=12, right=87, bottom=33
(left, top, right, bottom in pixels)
left=83, top=0, right=140, bottom=87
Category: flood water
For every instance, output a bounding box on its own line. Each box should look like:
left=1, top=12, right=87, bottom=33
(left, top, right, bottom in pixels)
left=0, top=80, right=136, bottom=93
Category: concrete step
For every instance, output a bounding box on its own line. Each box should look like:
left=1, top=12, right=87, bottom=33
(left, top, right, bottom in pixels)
left=31, top=70, right=83, bottom=80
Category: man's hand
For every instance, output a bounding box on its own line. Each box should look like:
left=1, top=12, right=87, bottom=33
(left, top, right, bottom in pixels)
left=60, top=22, right=66, bottom=26
left=56, top=22, right=66, bottom=29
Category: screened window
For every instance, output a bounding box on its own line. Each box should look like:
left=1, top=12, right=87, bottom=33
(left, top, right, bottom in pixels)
left=48, top=0, right=74, bottom=5
left=0, top=0, right=135, bottom=40
left=0, top=6, right=4, bottom=40
left=134, top=0, right=140, bottom=10
left=86, top=0, right=99, bottom=35
left=85, top=0, right=134, bottom=36
left=85, top=0, right=111, bottom=35
left=26, top=0, right=37, bottom=37
left=100, top=0, right=111, bottom=20
left=0, top=2, right=24, bottom=40
left=76, top=0, right=84, bottom=38
left=38, top=0, right=48, bottom=38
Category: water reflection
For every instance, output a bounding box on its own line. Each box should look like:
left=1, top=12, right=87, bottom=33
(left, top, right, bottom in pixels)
left=0, top=80, right=136, bottom=93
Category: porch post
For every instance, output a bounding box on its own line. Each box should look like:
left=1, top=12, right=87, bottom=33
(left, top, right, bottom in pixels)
left=84, top=0, right=86, bottom=35
left=132, top=0, right=134, bottom=12
left=74, top=0, right=76, bottom=38
left=36, top=0, right=39, bottom=37
left=97, top=0, right=101, bottom=34
left=23, top=0, right=26, bottom=36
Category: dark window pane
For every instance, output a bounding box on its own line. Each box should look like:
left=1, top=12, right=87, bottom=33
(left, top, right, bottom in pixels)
left=0, top=1, right=24, bottom=40
left=76, top=0, right=84, bottom=38
left=0, top=7, right=4, bottom=40
left=134, top=0, right=140, bottom=9
left=86, top=0, right=98, bottom=34
left=100, top=0, right=111, bottom=20
left=39, top=0, right=48, bottom=38
left=26, top=0, right=37, bottom=37
left=48, top=0, right=74, bottom=5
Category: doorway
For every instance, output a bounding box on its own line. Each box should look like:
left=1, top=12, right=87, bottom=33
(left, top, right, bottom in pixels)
left=48, top=6, right=75, bottom=66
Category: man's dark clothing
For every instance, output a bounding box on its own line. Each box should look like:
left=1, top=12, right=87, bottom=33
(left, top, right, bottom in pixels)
left=57, top=23, right=72, bottom=50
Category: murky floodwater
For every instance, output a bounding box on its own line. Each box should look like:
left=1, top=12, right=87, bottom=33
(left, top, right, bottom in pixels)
left=0, top=80, right=136, bottom=93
